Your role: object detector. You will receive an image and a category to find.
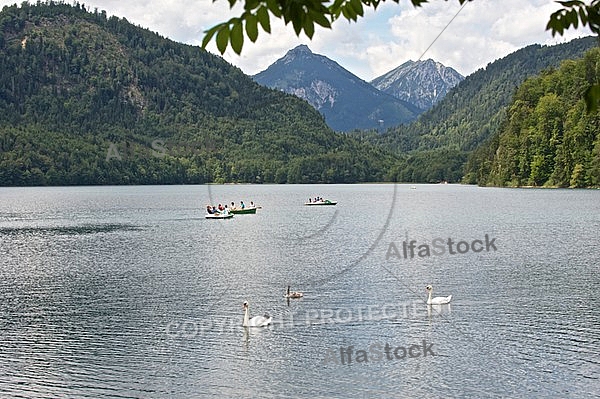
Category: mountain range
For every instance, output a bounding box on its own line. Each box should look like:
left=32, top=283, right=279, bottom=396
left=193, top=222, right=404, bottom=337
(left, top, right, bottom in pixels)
left=0, top=2, right=394, bottom=186
left=253, top=45, right=463, bottom=131
left=381, top=35, right=598, bottom=152
left=253, top=45, right=420, bottom=132
left=376, top=35, right=598, bottom=184
left=0, top=2, right=597, bottom=187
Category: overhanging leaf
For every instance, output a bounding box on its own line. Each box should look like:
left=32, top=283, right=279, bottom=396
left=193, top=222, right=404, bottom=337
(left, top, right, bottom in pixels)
left=244, top=0, right=259, bottom=10
left=291, top=14, right=303, bottom=35
left=256, top=6, right=271, bottom=33
left=350, top=0, right=364, bottom=16
left=303, top=16, right=315, bottom=38
left=309, top=10, right=331, bottom=28
left=266, top=0, right=282, bottom=18
left=246, top=13, right=259, bottom=42
left=216, top=25, right=230, bottom=54
left=230, top=19, right=244, bottom=54
left=202, top=25, right=220, bottom=48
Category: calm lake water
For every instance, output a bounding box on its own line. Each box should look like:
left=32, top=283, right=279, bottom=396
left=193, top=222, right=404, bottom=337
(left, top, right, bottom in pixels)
left=0, top=184, right=598, bottom=398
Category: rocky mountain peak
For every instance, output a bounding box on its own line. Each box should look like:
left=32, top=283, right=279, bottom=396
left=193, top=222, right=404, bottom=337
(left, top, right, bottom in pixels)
left=253, top=47, right=418, bottom=131
left=281, top=44, right=315, bottom=64
left=371, top=59, right=464, bottom=111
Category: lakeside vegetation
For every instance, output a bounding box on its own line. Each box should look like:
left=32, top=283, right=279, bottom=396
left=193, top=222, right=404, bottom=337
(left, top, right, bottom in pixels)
left=0, top=2, right=396, bottom=186
left=362, top=37, right=599, bottom=185
left=464, top=48, right=600, bottom=188
left=0, top=2, right=598, bottom=187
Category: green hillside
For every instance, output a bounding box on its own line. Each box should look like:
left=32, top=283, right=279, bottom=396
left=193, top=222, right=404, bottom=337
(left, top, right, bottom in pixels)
left=367, top=36, right=598, bottom=183
left=384, top=37, right=597, bottom=152
left=0, top=2, right=394, bottom=186
left=465, top=48, right=600, bottom=188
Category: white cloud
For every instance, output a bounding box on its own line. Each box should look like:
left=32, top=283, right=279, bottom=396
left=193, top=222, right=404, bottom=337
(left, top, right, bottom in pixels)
left=342, top=0, right=593, bottom=79
left=0, top=0, right=593, bottom=79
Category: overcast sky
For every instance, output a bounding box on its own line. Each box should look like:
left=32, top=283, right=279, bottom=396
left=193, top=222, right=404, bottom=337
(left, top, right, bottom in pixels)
left=3, top=0, right=592, bottom=80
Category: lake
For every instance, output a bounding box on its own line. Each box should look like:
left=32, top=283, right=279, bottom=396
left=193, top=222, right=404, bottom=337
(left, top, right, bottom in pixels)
left=0, top=184, right=598, bottom=398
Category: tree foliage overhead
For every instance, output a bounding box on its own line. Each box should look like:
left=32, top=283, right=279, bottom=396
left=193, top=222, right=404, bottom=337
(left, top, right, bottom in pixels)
left=203, top=0, right=597, bottom=54
left=546, top=0, right=600, bottom=112
left=203, top=0, right=600, bottom=111
left=546, top=0, right=600, bottom=37
left=0, top=1, right=396, bottom=186
left=202, top=0, right=470, bottom=54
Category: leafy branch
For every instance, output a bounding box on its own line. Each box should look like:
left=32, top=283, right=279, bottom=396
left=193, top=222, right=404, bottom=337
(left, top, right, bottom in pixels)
left=202, top=0, right=600, bottom=112
left=547, top=1, right=600, bottom=112
left=202, top=0, right=470, bottom=54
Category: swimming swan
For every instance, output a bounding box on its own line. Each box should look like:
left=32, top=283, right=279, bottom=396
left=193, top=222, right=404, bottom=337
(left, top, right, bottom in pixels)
left=284, top=285, right=303, bottom=298
left=426, top=285, right=452, bottom=305
left=242, top=301, right=272, bottom=327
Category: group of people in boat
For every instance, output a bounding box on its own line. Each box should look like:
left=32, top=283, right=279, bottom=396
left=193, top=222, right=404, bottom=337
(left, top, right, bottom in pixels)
left=206, top=204, right=230, bottom=215
left=307, top=196, right=326, bottom=203
left=206, top=200, right=255, bottom=215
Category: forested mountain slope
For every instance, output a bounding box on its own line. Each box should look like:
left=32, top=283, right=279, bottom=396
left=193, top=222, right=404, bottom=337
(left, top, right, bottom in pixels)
left=367, top=36, right=598, bottom=183
left=380, top=36, right=597, bottom=153
left=0, top=2, right=395, bottom=186
left=465, top=48, right=600, bottom=188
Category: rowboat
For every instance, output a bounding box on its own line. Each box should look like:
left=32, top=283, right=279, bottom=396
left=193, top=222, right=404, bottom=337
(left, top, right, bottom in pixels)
left=304, top=200, right=337, bottom=206
left=205, top=213, right=234, bottom=219
left=230, top=207, right=257, bottom=214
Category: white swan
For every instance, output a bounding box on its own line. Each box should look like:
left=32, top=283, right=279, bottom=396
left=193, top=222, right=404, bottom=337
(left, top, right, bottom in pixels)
left=426, top=285, right=452, bottom=305
left=284, top=285, right=303, bottom=298
left=242, top=301, right=272, bottom=327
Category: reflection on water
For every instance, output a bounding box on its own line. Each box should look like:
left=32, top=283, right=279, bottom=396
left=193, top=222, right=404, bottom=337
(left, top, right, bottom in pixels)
left=0, top=223, right=141, bottom=236
left=0, top=184, right=598, bottom=398
left=427, top=303, right=451, bottom=320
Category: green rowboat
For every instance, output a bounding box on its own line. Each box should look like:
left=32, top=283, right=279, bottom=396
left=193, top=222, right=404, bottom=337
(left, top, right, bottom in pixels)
left=205, top=213, right=234, bottom=219
left=230, top=207, right=257, bottom=214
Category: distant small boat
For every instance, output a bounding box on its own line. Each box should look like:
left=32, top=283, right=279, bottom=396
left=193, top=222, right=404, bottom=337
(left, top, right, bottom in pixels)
left=205, top=213, right=234, bottom=219
left=304, top=200, right=337, bottom=206
left=284, top=285, right=303, bottom=298
left=230, top=207, right=257, bottom=214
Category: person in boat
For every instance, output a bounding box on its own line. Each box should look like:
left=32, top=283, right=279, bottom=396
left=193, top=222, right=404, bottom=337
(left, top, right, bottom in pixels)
left=212, top=206, right=218, bottom=214
left=231, top=201, right=236, bottom=210
left=240, top=200, right=245, bottom=209
left=206, top=205, right=214, bottom=214
left=218, top=204, right=224, bottom=212
left=308, top=198, right=311, bottom=203
left=222, top=205, right=230, bottom=215
left=250, top=201, right=255, bottom=208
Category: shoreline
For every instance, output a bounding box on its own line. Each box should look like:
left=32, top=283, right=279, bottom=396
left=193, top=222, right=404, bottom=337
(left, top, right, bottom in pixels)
left=0, top=182, right=598, bottom=189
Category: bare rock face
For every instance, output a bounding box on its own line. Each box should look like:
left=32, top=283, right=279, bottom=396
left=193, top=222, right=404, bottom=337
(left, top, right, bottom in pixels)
left=253, top=45, right=419, bottom=132
left=371, top=59, right=464, bottom=111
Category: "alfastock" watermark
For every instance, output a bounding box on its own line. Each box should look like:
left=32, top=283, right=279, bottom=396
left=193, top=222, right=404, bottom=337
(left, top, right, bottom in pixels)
left=323, top=340, right=435, bottom=365
left=386, top=233, right=497, bottom=260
